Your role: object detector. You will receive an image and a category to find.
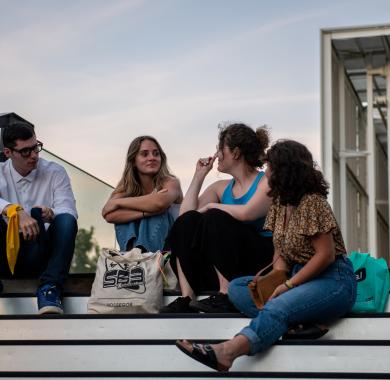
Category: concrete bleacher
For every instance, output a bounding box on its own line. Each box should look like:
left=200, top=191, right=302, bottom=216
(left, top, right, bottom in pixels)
left=0, top=276, right=390, bottom=379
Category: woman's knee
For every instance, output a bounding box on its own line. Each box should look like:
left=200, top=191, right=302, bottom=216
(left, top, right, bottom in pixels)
left=174, top=210, right=201, bottom=225
left=203, top=208, right=231, bottom=223
left=170, top=210, right=202, bottom=236
left=229, top=277, right=249, bottom=300
left=228, top=276, right=258, bottom=317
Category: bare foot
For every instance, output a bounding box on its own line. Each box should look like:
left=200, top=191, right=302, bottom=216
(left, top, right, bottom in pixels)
left=209, top=342, right=234, bottom=370
left=211, top=335, right=251, bottom=369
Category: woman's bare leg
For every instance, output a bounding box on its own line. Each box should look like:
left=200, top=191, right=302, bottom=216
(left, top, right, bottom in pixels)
left=210, top=334, right=251, bottom=369
left=215, top=267, right=229, bottom=294
left=177, top=258, right=196, bottom=299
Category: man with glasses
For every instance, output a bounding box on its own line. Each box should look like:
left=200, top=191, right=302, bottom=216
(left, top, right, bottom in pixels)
left=0, top=123, right=78, bottom=314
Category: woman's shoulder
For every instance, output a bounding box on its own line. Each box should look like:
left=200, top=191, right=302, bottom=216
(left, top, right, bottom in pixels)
left=161, top=176, right=183, bottom=203
left=294, top=192, right=338, bottom=236
left=213, top=179, right=231, bottom=190
left=301, top=192, right=328, bottom=205
left=162, top=175, right=180, bottom=185
left=297, top=193, right=331, bottom=216
left=206, top=179, right=231, bottom=199
left=161, top=175, right=182, bottom=188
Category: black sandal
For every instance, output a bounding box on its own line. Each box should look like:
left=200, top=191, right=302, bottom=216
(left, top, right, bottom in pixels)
left=175, top=339, right=229, bottom=372
left=283, top=323, right=329, bottom=340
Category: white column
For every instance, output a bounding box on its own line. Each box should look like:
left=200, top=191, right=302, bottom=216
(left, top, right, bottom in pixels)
left=386, top=62, right=390, bottom=252
left=338, top=66, right=348, bottom=246
left=366, top=72, right=378, bottom=257
left=321, top=33, right=334, bottom=208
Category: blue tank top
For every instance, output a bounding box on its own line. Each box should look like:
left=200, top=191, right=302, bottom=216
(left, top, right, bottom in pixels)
left=221, top=171, right=272, bottom=237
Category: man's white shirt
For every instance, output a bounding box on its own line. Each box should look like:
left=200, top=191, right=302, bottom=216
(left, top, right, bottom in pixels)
left=0, top=158, right=78, bottom=222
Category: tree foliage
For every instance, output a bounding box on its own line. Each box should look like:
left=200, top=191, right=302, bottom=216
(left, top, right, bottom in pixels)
left=71, top=226, right=100, bottom=273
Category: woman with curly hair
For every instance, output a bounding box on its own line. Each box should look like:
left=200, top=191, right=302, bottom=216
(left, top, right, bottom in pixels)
left=102, top=136, right=182, bottom=252
left=161, top=123, right=274, bottom=314
left=175, top=140, right=357, bottom=371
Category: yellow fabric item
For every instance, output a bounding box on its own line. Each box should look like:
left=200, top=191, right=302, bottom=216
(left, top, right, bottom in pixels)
left=6, top=204, right=23, bottom=274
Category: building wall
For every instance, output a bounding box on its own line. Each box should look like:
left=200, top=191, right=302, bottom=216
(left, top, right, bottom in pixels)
left=331, top=52, right=370, bottom=254
left=329, top=48, right=388, bottom=260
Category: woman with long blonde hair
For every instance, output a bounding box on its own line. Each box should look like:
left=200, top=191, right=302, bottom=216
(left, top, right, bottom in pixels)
left=102, top=136, right=182, bottom=252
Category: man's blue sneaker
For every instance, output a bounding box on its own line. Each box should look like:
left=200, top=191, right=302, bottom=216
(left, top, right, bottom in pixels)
left=36, top=284, right=64, bottom=314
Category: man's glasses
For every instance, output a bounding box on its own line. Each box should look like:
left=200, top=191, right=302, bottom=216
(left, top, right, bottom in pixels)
left=11, top=141, right=43, bottom=158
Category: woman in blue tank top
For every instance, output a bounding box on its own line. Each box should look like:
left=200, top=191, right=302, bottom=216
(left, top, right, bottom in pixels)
left=161, top=123, right=274, bottom=313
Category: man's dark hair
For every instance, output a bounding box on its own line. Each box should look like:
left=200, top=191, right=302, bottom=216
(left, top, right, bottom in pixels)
left=2, top=124, right=35, bottom=149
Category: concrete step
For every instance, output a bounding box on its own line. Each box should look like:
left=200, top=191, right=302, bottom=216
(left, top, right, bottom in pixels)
left=1, top=277, right=390, bottom=378
left=0, top=313, right=389, bottom=341
left=0, top=340, right=389, bottom=376
left=0, top=310, right=389, bottom=378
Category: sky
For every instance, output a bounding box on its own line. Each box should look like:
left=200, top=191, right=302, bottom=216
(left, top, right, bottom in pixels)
left=1, top=0, right=390, bottom=191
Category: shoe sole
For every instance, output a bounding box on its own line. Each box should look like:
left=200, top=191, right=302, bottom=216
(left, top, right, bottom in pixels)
left=189, top=300, right=229, bottom=313
left=38, top=306, right=64, bottom=315
left=189, top=300, right=212, bottom=313
left=189, top=300, right=239, bottom=314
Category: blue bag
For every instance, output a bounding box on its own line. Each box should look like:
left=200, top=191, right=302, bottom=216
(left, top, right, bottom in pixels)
left=349, top=251, right=390, bottom=313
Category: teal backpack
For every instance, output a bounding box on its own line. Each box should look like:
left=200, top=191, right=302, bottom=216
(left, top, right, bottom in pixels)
left=349, top=251, right=390, bottom=313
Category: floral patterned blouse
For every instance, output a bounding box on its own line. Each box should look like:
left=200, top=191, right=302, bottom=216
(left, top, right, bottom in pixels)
left=264, top=193, right=346, bottom=266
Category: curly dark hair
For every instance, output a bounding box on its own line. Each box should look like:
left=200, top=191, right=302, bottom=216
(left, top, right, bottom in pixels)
left=218, top=123, right=269, bottom=169
left=266, top=140, right=329, bottom=205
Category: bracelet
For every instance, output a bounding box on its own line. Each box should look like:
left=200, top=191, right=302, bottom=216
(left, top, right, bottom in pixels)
left=284, top=279, right=294, bottom=289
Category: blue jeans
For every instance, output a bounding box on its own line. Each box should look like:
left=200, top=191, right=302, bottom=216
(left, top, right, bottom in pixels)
left=228, top=256, right=357, bottom=355
left=115, top=205, right=179, bottom=252
left=0, top=208, right=77, bottom=288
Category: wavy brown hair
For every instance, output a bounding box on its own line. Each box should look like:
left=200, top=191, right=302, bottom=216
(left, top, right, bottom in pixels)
left=218, top=123, right=269, bottom=169
left=114, top=136, right=174, bottom=197
left=266, top=140, right=328, bottom=206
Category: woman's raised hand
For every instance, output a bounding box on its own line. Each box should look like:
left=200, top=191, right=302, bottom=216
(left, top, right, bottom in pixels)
left=195, top=155, right=216, bottom=177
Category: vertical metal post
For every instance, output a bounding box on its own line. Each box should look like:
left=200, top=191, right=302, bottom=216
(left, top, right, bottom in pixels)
left=366, top=71, right=378, bottom=257
left=339, top=66, right=348, bottom=247
left=321, top=32, right=334, bottom=208
left=386, top=62, right=390, bottom=252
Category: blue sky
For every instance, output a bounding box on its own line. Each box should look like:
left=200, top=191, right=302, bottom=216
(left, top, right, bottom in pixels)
left=1, top=0, right=390, bottom=190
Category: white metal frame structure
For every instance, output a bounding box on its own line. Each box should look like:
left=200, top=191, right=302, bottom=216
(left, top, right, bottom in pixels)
left=321, top=25, right=390, bottom=260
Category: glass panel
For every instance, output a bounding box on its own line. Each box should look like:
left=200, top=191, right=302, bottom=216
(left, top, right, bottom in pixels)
left=41, top=150, right=116, bottom=273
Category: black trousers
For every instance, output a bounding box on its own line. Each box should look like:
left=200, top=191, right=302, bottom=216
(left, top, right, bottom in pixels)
left=169, top=209, right=274, bottom=293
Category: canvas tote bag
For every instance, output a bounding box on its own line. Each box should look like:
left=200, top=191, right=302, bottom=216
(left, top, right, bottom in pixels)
left=88, top=247, right=163, bottom=314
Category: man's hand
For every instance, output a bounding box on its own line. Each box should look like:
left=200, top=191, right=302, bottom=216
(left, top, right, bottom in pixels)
left=18, top=210, right=40, bottom=241
left=33, top=205, right=54, bottom=223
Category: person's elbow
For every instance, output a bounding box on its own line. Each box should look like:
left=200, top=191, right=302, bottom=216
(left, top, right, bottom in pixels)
left=237, top=208, right=258, bottom=222
left=103, top=213, right=116, bottom=223
left=322, top=249, right=336, bottom=266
